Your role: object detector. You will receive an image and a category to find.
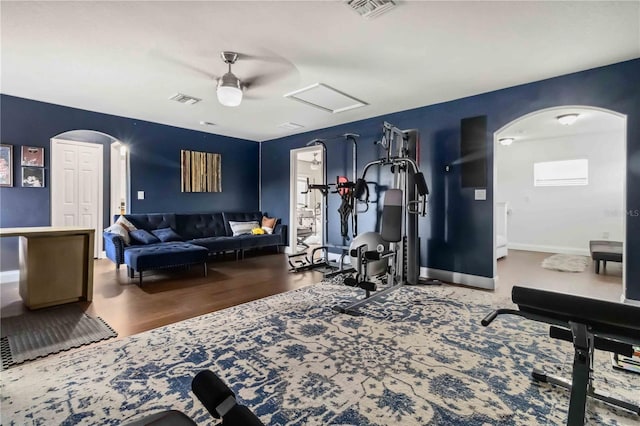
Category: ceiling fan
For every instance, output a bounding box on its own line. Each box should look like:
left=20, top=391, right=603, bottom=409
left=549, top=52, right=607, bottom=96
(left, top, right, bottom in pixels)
left=217, top=52, right=243, bottom=107
left=215, top=50, right=299, bottom=107
left=153, top=48, right=298, bottom=108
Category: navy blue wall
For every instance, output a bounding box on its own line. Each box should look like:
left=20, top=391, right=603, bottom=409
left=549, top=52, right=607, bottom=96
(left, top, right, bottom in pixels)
left=0, top=95, right=259, bottom=270
left=261, top=59, right=640, bottom=301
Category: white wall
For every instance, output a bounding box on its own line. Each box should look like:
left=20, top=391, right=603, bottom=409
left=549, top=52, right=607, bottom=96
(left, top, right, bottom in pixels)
left=497, top=130, right=625, bottom=255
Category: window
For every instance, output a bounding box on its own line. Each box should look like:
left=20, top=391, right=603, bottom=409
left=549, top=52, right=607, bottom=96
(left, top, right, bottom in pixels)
left=534, top=159, right=588, bottom=187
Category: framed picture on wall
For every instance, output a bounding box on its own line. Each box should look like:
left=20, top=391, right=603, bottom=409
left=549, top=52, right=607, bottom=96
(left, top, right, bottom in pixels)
left=0, top=144, right=13, bottom=187
left=21, top=146, right=44, bottom=167
left=22, top=167, right=45, bottom=187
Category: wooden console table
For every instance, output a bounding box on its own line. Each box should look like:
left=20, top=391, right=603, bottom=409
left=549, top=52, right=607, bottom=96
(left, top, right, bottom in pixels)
left=0, top=227, right=95, bottom=309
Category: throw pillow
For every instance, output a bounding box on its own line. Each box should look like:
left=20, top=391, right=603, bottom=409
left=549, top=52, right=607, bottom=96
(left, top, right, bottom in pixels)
left=261, top=216, right=277, bottom=234
left=251, top=227, right=265, bottom=235
left=229, top=220, right=259, bottom=236
left=129, top=229, right=160, bottom=245
left=151, top=227, right=183, bottom=242
left=104, top=215, right=137, bottom=245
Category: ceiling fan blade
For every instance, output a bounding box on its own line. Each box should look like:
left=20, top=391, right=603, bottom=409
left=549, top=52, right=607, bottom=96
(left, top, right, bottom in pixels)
left=242, top=93, right=263, bottom=100
left=151, top=50, right=218, bottom=80
left=243, top=70, right=292, bottom=89
left=236, top=52, right=290, bottom=65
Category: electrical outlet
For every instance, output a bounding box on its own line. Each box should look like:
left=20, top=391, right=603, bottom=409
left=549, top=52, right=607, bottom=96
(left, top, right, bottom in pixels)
left=474, top=189, right=486, bottom=201
left=137, top=191, right=145, bottom=200
left=602, top=231, right=609, bottom=239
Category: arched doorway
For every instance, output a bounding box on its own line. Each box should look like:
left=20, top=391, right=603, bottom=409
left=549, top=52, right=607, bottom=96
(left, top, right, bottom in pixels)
left=493, top=106, right=626, bottom=300
left=50, top=130, right=128, bottom=258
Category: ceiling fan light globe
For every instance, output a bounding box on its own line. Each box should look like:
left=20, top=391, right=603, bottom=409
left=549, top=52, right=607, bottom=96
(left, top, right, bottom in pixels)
left=217, top=72, right=243, bottom=107
left=217, top=86, right=242, bottom=107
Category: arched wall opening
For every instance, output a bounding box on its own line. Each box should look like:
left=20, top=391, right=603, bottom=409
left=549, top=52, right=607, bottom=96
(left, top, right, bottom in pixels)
left=493, top=106, right=627, bottom=299
left=50, top=130, right=129, bottom=258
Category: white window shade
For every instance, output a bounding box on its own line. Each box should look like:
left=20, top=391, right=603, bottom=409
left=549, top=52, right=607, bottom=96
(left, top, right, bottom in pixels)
left=534, top=159, right=588, bottom=187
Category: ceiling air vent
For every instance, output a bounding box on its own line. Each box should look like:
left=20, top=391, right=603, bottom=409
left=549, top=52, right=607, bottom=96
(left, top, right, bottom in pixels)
left=278, top=122, right=305, bottom=130
left=345, top=0, right=396, bottom=19
left=284, top=83, right=367, bottom=114
left=169, top=93, right=201, bottom=105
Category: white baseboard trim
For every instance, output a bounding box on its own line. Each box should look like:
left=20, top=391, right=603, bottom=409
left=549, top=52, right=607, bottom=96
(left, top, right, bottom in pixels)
left=283, top=246, right=293, bottom=255
left=0, top=270, right=19, bottom=284
left=620, top=295, right=640, bottom=306
left=508, top=243, right=590, bottom=257
left=420, top=267, right=495, bottom=290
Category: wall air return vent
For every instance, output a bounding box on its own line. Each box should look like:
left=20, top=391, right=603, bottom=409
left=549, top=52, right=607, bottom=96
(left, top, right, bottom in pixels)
left=284, top=83, right=367, bottom=114
left=345, top=0, right=396, bottom=19
left=169, top=93, right=202, bottom=105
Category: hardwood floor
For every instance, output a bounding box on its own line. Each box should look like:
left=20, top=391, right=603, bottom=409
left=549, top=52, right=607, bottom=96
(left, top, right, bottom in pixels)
left=495, top=249, right=623, bottom=303
left=0, top=249, right=624, bottom=339
left=1, top=250, right=324, bottom=338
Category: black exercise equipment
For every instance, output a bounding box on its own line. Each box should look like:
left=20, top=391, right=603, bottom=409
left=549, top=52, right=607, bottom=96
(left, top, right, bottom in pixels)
left=192, top=370, right=264, bottom=425
left=125, top=370, right=264, bottom=426
left=334, top=122, right=431, bottom=315
left=340, top=189, right=402, bottom=303
left=288, top=134, right=365, bottom=276
left=482, top=286, right=640, bottom=426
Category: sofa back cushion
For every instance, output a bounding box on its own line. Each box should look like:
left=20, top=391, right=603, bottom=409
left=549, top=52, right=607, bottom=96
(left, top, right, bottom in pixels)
left=115, top=214, right=176, bottom=232
left=223, top=212, right=264, bottom=236
left=176, top=213, right=226, bottom=239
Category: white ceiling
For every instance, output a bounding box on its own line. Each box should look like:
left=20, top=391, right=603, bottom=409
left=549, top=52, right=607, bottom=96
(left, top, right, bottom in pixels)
left=497, top=107, right=626, bottom=143
left=298, top=149, right=323, bottom=162
left=1, top=1, right=638, bottom=142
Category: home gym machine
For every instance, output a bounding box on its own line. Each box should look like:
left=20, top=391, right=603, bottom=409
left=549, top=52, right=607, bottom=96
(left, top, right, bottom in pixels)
left=334, top=122, right=430, bottom=315
left=288, top=134, right=365, bottom=276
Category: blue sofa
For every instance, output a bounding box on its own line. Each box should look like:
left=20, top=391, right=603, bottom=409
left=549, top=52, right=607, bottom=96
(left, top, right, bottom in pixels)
left=104, top=212, right=287, bottom=284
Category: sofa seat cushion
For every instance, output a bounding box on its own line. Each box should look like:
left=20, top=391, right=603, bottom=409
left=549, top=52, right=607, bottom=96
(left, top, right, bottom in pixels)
left=124, top=242, right=208, bottom=272
left=188, top=236, right=242, bottom=252
left=236, top=234, right=283, bottom=249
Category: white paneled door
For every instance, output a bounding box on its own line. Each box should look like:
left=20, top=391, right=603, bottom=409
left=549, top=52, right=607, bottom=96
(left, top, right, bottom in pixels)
left=51, top=139, right=103, bottom=258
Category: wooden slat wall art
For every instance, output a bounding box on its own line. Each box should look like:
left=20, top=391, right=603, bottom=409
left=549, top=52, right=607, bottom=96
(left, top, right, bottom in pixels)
left=180, top=150, right=221, bottom=192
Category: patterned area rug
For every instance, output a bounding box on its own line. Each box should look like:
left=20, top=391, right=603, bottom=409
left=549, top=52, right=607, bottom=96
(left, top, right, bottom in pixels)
left=541, top=254, right=591, bottom=272
left=1, top=284, right=638, bottom=425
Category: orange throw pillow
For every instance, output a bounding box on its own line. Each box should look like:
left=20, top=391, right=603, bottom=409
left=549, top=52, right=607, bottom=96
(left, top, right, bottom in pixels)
left=261, top=216, right=277, bottom=234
